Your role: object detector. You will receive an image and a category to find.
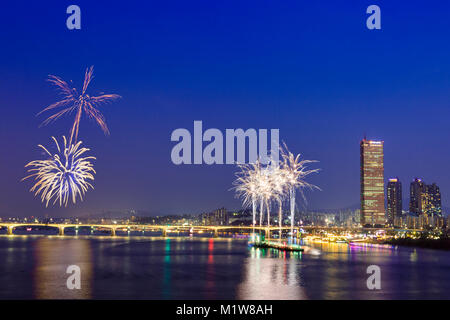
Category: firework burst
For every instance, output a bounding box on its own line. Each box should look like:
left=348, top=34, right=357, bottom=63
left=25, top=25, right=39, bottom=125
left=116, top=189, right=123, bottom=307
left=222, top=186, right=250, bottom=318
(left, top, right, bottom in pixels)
left=268, top=162, right=288, bottom=229
left=23, top=136, right=96, bottom=207
left=233, top=144, right=320, bottom=238
left=281, top=143, right=320, bottom=238
left=233, top=160, right=261, bottom=226
left=38, top=66, right=121, bottom=144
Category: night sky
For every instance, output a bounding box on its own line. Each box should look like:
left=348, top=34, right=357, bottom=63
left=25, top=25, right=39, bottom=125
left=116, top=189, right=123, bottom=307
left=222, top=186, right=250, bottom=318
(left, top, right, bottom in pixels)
left=1, top=1, right=450, bottom=217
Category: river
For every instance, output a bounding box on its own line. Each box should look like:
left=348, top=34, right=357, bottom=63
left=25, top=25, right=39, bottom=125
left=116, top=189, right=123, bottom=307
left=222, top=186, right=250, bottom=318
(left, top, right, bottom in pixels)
left=0, top=235, right=448, bottom=299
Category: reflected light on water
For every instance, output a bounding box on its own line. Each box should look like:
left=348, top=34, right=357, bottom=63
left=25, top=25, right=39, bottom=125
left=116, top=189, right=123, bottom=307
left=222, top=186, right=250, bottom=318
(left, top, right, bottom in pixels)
left=410, top=249, right=418, bottom=262
left=33, top=238, right=93, bottom=299
left=205, top=238, right=215, bottom=298
left=237, top=247, right=307, bottom=300
left=162, top=238, right=171, bottom=299
left=0, top=235, right=444, bottom=299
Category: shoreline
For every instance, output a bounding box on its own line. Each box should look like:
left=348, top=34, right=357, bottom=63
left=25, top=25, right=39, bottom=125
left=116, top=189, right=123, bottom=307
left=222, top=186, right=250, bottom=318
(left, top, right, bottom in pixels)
left=384, top=238, right=450, bottom=251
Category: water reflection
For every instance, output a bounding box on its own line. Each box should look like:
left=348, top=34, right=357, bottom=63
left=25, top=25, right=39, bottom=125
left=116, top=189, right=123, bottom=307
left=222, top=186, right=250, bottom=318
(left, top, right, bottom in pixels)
left=162, top=239, right=171, bottom=299
left=237, top=247, right=307, bottom=300
left=0, top=235, right=447, bottom=299
left=203, top=238, right=216, bottom=298
left=33, top=238, right=93, bottom=299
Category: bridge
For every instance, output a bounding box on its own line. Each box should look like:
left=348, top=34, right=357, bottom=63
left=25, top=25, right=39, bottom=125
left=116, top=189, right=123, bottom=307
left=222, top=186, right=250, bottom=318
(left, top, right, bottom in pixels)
left=0, top=223, right=423, bottom=239
left=0, top=223, right=302, bottom=238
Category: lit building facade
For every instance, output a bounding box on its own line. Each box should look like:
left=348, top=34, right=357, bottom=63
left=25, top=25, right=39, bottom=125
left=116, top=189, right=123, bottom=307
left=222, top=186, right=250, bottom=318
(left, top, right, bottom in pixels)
left=425, top=183, right=442, bottom=217
left=212, top=207, right=229, bottom=225
left=409, top=179, right=442, bottom=217
left=409, top=178, right=425, bottom=215
left=360, top=139, right=385, bottom=226
left=386, top=178, right=402, bottom=227
left=202, top=207, right=229, bottom=225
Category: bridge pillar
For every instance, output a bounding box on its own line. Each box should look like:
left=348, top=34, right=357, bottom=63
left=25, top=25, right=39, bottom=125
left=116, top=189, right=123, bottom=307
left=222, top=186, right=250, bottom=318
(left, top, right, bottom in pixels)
left=213, top=228, right=218, bottom=238
left=7, top=226, right=13, bottom=235
left=110, top=227, right=116, bottom=237
left=58, top=226, right=64, bottom=236
left=265, top=228, right=270, bottom=240
left=162, top=227, right=167, bottom=237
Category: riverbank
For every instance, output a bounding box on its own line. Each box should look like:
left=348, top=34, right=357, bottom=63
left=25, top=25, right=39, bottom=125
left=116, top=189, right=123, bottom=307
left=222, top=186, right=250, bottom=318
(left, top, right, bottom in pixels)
left=384, top=238, right=450, bottom=251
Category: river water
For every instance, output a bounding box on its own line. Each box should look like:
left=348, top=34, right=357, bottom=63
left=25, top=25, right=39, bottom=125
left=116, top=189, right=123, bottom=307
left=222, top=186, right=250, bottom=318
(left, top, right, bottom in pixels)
left=0, top=235, right=449, bottom=299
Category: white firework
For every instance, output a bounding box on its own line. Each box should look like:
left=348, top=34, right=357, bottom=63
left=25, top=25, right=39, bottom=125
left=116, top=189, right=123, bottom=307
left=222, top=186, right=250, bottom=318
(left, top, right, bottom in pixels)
left=233, top=143, right=320, bottom=239
left=23, top=136, right=96, bottom=207
left=281, top=143, right=320, bottom=238
left=233, top=160, right=261, bottom=226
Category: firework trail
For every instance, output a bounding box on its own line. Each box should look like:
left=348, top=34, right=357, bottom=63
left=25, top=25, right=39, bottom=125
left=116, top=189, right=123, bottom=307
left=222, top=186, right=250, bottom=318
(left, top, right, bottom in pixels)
left=23, top=136, right=96, bottom=207
left=233, top=160, right=261, bottom=227
left=38, top=66, right=121, bottom=144
left=257, top=167, right=272, bottom=227
left=233, top=144, right=319, bottom=240
left=281, top=143, right=320, bottom=241
left=269, top=162, right=288, bottom=230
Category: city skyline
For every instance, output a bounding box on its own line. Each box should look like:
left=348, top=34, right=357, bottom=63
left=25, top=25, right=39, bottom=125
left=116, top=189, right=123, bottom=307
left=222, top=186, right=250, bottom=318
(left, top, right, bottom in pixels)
left=0, top=133, right=448, bottom=217
left=1, top=2, right=450, bottom=217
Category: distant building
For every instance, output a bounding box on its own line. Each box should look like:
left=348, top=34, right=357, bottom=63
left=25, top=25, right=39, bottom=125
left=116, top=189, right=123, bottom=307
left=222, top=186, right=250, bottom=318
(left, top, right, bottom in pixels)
left=409, top=179, right=442, bottom=218
left=418, top=213, right=429, bottom=230
left=394, top=213, right=407, bottom=229
left=425, top=183, right=442, bottom=217
left=212, top=207, right=229, bottom=225
left=228, top=210, right=252, bottom=225
left=360, top=139, right=385, bottom=226
left=430, top=215, right=445, bottom=229
left=202, top=207, right=229, bottom=225
left=406, top=214, right=419, bottom=230
left=409, top=178, right=425, bottom=215
left=386, top=178, right=402, bottom=227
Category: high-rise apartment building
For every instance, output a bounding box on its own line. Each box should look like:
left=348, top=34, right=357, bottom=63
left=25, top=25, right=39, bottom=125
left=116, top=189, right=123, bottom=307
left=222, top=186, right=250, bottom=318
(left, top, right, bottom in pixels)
left=426, top=183, right=442, bottom=217
left=409, top=179, right=442, bottom=217
left=202, top=207, right=229, bottom=225
left=212, top=207, right=229, bottom=225
left=386, top=178, right=402, bottom=226
left=360, top=139, right=385, bottom=226
left=409, top=178, right=425, bottom=215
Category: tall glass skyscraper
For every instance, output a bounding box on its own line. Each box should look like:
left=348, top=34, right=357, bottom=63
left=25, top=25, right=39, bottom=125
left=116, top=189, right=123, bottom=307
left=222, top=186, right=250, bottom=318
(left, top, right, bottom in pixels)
left=426, top=183, right=442, bottom=217
left=409, top=178, right=425, bottom=215
left=386, top=178, right=402, bottom=226
left=360, top=139, right=385, bottom=226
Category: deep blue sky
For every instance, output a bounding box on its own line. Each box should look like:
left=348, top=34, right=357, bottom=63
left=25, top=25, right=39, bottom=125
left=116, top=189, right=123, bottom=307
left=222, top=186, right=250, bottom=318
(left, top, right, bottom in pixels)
left=0, top=1, right=450, bottom=217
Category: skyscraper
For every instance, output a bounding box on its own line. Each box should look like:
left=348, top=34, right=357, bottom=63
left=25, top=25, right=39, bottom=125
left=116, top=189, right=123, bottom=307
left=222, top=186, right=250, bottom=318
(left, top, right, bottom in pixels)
left=386, top=178, right=402, bottom=226
left=424, top=183, right=442, bottom=217
left=409, top=179, right=442, bottom=217
left=409, top=178, right=425, bottom=215
left=360, top=139, right=385, bottom=226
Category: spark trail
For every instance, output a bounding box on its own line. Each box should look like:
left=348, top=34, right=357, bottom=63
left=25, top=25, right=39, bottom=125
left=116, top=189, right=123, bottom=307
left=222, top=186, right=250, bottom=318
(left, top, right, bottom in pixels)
left=233, top=144, right=320, bottom=241
left=38, top=66, right=121, bottom=144
left=23, top=136, right=96, bottom=207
